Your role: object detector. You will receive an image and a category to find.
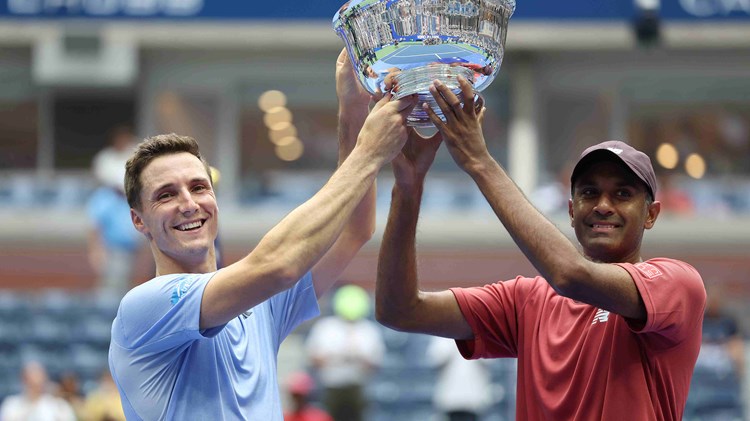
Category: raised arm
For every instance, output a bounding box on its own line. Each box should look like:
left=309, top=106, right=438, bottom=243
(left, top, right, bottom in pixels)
left=199, top=91, right=417, bottom=330
left=376, top=128, right=474, bottom=339
left=425, top=77, right=647, bottom=322
left=310, top=49, right=380, bottom=297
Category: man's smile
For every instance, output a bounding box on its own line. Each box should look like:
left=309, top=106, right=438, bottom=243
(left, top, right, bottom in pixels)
left=589, top=222, right=620, bottom=233
left=174, top=219, right=206, bottom=231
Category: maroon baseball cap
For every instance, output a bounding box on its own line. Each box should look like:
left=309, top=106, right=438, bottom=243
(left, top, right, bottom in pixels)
left=570, top=140, right=657, bottom=199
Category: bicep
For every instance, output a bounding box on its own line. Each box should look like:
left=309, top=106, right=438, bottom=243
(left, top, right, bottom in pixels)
left=410, top=290, right=474, bottom=340
left=199, top=261, right=288, bottom=329
left=567, top=263, right=646, bottom=322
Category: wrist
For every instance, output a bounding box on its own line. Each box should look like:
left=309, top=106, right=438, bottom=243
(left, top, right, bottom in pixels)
left=393, top=178, right=424, bottom=200
left=466, top=156, right=505, bottom=187
left=338, top=107, right=369, bottom=159
left=463, top=153, right=497, bottom=177
left=338, top=104, right=369, bottom=122
left=338, top=107, right=368, bottom=134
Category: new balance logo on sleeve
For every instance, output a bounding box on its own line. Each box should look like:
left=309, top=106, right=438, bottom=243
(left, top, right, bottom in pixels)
left=592, top=309, right=610, bottom=325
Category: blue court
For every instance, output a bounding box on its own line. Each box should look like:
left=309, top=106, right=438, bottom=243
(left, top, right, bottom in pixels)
left=380, top=44, right=483, bottom=67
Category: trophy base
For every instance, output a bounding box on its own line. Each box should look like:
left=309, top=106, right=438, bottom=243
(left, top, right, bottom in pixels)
left=392, top=64, right=476, bottom=128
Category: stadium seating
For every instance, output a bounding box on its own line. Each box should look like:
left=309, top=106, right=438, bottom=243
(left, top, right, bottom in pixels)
left=0, top=290, right=119, bottom=400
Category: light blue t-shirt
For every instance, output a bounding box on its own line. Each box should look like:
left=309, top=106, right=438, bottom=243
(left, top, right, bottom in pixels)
left=109, top=271, right=319, bottom=420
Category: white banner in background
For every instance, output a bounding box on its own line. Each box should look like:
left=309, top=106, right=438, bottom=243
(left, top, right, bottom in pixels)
left=680, top=0, right=750, bottom=17
left=8, top=0, right=204, bottom=16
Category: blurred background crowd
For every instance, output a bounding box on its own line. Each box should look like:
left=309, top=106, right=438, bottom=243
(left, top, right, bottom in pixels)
left=0, top=0, right=749, bottom=420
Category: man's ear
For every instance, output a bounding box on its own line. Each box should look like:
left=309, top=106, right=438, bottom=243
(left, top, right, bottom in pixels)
left=644, top=200, right=661, bottom=230
left=131, top=208, right=150, bottom=239
left=568, top=199, right=575, bottom=227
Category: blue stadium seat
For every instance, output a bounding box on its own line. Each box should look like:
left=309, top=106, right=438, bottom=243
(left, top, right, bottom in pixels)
left=73, top=315, right=113, bottom=348
left=69, top=343, right=110, bottom=382
left=33, top=289, right=83, bottom=322
left=0, top=318, right=24, bottom=347
left=685, top=367, right=744, bottom=421
left=0, top=290, right=32, bottom=324
left=26, top=312, right=72, bottom=346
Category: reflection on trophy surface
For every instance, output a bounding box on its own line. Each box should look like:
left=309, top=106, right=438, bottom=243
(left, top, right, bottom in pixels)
left=333, top=0, right=516, bottom=128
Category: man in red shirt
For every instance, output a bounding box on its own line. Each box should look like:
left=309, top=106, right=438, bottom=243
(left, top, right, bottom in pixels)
left=375, top=76, right=706, bottom=421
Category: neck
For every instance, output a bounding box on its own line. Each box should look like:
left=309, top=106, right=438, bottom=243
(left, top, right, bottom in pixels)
left=152, top=247, right=217, bottom=277
left=585, top=250, right=643, bottom=264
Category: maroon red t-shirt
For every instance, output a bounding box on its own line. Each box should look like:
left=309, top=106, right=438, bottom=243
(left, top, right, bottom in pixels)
left=451, top=258, right=705, bottom=421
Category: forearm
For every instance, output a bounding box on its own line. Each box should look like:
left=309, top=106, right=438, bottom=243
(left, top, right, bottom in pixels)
left=337, top=105, right=376, bottom=243
left=376, top=181, right=423, bottom=330
left=338, top=106, right=369, bottom=162
left=466, top=157, right=586, bottom=292
left=310, top=176, right=376, bottom=296
left=306, top=106, right=377, bottom=294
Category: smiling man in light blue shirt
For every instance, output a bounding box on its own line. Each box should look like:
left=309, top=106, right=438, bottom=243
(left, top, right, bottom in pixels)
left=108, top=49, right=419, bottom=420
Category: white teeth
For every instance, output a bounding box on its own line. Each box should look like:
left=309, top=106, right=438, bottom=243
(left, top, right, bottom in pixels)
left=177, top=221, right=202, bottom=231
left=593, top=224, right=615, bottom=229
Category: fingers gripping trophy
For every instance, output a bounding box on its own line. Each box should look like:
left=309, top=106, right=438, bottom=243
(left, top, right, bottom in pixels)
left=333, top=0, right=515, bottom=130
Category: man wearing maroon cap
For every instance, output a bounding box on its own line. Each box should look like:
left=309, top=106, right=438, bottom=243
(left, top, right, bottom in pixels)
left=376, top=77, right=706, bottom=421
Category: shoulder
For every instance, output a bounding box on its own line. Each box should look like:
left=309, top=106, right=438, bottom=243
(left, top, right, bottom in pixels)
left=620, top=258, right=707, bottom=338
left=0, top=394, right=21, bottom=408
left=632, top=258, right=703, bottom=289
left=638, top=257, right=698, bottom=274
left=114, top=273, right=215, bottom=344
left=309, top=316, right=341, bottom=331
left=123, top=273, right=201, bottom=303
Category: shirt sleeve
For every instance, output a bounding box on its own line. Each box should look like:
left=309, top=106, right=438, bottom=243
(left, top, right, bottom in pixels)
left=616, top=258, right=706, bottom=346
left=111, top=272, right=221, bottom=353
left=268, top=271, right=320, bottom=344
left=450, top=276, right=537, bottom=359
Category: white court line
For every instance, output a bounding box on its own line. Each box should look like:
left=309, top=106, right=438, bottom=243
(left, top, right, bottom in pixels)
left=382, top=45, right=475, bottom=62
left=391, top=49, right=468, bottom=59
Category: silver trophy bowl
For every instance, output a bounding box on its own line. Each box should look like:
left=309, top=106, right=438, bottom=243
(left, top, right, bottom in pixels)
left=333, top=0, right=516, bottom=128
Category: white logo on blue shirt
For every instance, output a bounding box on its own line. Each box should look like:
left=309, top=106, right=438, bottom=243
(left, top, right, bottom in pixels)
left=171, top=279, right=196, bottom=305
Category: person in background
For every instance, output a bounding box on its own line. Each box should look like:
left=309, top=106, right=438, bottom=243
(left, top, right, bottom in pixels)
left=283, top=372, right=333, bottom=421
left=655, top=172, right=694, bottom=215
left=56, top=371, right=85, bottom=420
left=81, top=369, right=126, bottom=421
left=0, top=360, right=77, bottom=421
left=92, top=126, right=137, bottom=192
left=686, top=283, right=745, bottom=420
left=87, top=125, right=142, bottom=297
left=305, top=285, right=385, bottom=421
left=427, top=336, right=493, bottom=421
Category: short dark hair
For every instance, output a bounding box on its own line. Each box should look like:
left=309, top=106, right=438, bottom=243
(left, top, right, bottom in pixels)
left=124, top=133, right=212, bottom=210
